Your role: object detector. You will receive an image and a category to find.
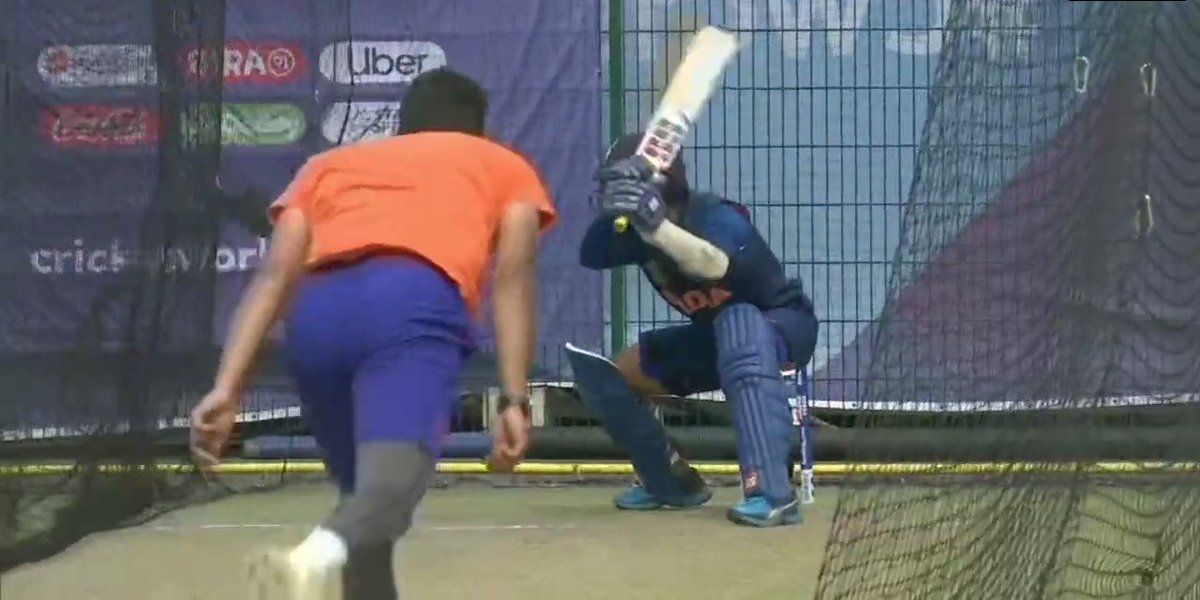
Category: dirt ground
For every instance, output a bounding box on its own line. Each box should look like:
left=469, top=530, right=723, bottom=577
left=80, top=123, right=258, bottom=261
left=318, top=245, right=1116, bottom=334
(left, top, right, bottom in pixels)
left=0, top=482, right=832, bottom=600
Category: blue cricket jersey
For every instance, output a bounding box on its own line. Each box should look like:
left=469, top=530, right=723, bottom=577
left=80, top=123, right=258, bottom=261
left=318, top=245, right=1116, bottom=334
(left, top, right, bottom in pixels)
left=579, top=192, right=814, bottom=322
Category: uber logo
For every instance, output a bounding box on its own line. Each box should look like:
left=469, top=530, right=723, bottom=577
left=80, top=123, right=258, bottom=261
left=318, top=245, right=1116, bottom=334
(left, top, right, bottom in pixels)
left=319, top=41, right=448, bottom=84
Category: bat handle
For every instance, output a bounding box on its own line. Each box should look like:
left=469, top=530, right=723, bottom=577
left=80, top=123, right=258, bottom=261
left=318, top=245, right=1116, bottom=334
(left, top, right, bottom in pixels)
left=611, top=172, right=664, bottom=233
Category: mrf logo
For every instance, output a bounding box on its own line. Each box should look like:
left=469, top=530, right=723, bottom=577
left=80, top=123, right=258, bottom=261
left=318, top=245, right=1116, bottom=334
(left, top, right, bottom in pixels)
left=640, top=114, right=690, bottom=170
left=743, top=471, right=760, bottom=496
left=319, top=41, right=447, bottom=84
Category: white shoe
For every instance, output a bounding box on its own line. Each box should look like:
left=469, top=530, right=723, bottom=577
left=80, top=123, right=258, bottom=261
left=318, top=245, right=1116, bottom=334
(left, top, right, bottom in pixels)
left=247, top=547, right=341, bottom=600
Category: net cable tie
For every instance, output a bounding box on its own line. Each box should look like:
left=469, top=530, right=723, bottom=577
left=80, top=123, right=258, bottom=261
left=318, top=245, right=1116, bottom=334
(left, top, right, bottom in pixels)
left=1073, top=56, right=1091, bottom=94
left=1136, top=193, right=1154, bottom=239
left=1140, top=62, right=1156, bottom=98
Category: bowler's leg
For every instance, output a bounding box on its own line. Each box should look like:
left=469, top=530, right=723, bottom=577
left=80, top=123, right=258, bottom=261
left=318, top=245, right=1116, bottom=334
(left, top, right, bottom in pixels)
left=324, top=340, right=463, bottom=600
left=285, top=292, right=358, bottom=493
left=329, top=442, right=435, bottom=600
left=249, top=306, right=357, bottom=599
left=290, top=367, right=357, bottom=494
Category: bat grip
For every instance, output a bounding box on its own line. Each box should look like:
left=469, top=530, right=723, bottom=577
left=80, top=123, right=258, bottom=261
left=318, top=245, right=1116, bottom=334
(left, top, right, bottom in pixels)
left=611, top=172, right=665, bottom=233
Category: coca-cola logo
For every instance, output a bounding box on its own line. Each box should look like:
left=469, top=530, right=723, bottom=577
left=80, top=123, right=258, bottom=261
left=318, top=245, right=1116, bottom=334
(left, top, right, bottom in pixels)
left=41, top=105, right=159, bottom=147
left=183, top=42, right=307, bottom=84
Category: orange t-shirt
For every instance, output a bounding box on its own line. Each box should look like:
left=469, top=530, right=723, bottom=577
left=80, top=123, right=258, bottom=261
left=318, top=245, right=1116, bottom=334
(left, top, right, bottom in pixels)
left=270, top=132, right=557, bottom=313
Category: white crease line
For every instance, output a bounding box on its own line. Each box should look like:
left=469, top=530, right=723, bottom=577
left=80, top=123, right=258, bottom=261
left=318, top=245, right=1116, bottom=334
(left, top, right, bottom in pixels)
left=151, top=523, right=282, bottom=531
left=425, top=524, right=576, bottom=532
left=151, top=523, right=575, bottom=533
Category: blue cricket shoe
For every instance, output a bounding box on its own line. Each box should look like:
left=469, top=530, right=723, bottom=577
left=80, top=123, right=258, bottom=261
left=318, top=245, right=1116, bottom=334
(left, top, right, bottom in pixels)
left=613, top=463, right=713, bottom=510
left=726, top=496, right=802, bottom=527
left=613, top=484, right=713, bottom=511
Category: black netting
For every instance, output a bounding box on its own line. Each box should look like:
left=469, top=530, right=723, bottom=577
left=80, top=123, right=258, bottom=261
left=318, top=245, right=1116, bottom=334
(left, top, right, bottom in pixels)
left=0, top=0, right=225, bottom=571
left=0, top=0, right=606, bottom=585
left=815, top=1, right=1200, bottom=598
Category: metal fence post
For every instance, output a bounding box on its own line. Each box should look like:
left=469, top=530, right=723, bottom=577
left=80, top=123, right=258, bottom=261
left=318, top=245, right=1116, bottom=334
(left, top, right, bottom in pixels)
left=607, top=0, right=627, bottom=355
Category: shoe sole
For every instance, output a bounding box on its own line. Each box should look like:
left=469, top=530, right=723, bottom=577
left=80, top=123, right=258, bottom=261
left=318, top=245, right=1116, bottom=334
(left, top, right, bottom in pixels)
left=614, top=489, right=714, bottom=511
left=614, top=501, right=668, bottom=511
left=725, top=508, right=803, bottom=528
left=247, top=548, right=340, bottom=600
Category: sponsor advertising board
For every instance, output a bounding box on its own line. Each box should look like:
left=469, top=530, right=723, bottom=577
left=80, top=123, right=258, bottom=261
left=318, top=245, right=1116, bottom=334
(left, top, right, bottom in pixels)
left=216, top=103, right=307, bottom=145
left=39, top=105, right=158, bottom=147
left=11, top=0, right=604, bottom=375
left=6, top=1, right=603, bottom=434
left=37, top=42, right=307, bottom=87
left=183, top=42, right=307, bottom=84
left=321, top=101, right=402, bottom=143
left=318, top=41, right=447, bottom=84
left=37, top=44, right=156, bottom=88
left=39, top=104, right=306, bottom=147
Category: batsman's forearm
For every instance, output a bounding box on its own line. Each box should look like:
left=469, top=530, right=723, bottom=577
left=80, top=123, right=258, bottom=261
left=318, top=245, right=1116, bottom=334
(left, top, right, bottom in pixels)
left=213, top=271, right=294, bottom=394
left=639, top=220, right=729, bottom=280
left=492, top=269, right=537, bottom=399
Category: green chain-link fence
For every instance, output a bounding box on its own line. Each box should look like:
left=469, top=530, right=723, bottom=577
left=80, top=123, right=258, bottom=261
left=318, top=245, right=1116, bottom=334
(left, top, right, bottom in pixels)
left=601, top=0, right=950, bottom=394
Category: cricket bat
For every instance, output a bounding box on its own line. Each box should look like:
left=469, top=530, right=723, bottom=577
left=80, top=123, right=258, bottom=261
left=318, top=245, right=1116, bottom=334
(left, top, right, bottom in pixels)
left=613, top=26, right=740, bottom=233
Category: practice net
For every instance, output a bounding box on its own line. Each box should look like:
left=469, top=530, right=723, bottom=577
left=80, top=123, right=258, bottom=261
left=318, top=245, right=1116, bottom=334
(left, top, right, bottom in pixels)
left=0, top=0, right=229, bottom=571
left=815, top=1, right=1200, bottom=598
left=0, top=0, right=613, bottom=576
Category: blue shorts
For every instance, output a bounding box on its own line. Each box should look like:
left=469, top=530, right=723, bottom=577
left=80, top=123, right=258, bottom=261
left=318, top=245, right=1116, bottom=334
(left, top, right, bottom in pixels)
left=638, top=307, right=818, bottom=396
left=284, top=254, right=474, bottom=492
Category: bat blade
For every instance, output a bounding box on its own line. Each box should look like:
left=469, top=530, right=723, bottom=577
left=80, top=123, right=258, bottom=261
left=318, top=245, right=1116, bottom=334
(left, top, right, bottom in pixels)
left=614, top=26, right=739, bottom=233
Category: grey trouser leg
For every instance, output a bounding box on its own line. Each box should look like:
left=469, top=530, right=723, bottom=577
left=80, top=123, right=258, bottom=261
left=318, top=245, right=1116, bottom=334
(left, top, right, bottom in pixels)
left=324, top=442, right=435, bottom=600
left=342, top=542, right=397, bottom=600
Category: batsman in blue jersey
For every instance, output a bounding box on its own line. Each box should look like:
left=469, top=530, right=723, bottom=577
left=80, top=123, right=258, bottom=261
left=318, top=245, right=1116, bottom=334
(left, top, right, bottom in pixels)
left=578, top=133, right=819, bottom=527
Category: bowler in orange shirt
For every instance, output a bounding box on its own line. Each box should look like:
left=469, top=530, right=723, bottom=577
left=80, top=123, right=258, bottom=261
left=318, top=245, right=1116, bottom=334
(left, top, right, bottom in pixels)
left=188, top=68, right=556, bottom=599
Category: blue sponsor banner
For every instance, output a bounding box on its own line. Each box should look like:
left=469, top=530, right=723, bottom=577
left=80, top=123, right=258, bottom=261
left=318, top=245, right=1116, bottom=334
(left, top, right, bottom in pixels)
left=5, top=0, right=601, bottom=351
left=2, top=0, right=602, bottom=433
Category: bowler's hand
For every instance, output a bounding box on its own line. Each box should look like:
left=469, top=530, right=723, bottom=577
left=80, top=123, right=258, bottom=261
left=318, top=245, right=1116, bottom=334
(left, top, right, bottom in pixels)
left=190, top=388, right=239, bottom=469
left=489, top=403, right=531, bottom=472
